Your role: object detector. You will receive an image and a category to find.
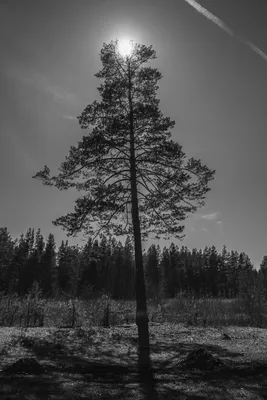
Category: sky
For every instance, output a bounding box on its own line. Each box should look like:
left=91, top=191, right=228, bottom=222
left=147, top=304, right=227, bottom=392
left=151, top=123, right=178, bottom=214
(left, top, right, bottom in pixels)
left=0, top=0, right=267, bottom=268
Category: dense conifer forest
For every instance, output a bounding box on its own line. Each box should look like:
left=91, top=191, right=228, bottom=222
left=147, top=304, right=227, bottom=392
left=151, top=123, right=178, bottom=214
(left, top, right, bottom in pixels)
left=1, top=226, right=266, bottom=302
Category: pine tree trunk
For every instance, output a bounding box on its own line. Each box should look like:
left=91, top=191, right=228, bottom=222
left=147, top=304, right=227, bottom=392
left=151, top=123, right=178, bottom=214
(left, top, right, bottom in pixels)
left=132, top=196, right=150, bottom=368
left=128, top=61, right=150, bottom=371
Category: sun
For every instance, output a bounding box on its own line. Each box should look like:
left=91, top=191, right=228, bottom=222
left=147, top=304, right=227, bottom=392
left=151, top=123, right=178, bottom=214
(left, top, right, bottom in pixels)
left=117, top=39, right=133, bottom=57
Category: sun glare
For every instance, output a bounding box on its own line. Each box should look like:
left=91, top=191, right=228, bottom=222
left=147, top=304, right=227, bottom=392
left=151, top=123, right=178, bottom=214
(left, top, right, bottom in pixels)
left=117, top=39, right=133, bottom=57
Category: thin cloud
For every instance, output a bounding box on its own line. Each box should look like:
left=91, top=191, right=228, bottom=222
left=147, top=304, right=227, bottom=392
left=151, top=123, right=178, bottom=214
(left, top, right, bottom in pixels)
left=187, top=212, right=225, bottom=236
left=6, top=67, right=80, bottom=105
left=46, top=86, right=79, bottom=105
left=216, top=220, right=225, bottom=236
left=184, top=0, right=234, bottom=37
left=201, top=212, right=219, bottom=220
left=63, top=115, right=77, bottom=120
left=246, top=41, right=267, bottom=62
left=184, top=0, right=267, bottom=63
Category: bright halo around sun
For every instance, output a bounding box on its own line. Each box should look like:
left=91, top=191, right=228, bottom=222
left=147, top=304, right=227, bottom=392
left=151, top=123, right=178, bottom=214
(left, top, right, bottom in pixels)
left=117, top=39, right=134, bottom=57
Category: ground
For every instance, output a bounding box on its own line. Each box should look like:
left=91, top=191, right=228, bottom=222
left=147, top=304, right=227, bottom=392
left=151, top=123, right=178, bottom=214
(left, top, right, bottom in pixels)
left=0, top=323, right=267, bottom=399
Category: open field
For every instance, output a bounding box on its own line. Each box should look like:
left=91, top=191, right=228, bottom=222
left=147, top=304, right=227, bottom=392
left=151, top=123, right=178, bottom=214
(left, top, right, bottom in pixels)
left=0, top=296, right=267, bottom=399
left=0, top=319, right=267, bottom=399
left=1, top=294, right=266, bottom=329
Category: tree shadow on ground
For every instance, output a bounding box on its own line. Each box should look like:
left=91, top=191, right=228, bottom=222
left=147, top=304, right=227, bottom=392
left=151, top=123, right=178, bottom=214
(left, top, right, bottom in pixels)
left=149, top=339, right=267, bottom=400
left=0, top=328, right=267, bottom=399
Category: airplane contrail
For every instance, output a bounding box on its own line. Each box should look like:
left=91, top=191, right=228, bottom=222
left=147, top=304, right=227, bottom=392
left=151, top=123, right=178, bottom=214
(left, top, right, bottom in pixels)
left=184, top=0, right=267, bottom=63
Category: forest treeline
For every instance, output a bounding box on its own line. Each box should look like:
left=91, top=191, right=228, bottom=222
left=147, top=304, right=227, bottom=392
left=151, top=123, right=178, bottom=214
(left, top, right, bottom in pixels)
left=0, top=226, right=267, bottom=301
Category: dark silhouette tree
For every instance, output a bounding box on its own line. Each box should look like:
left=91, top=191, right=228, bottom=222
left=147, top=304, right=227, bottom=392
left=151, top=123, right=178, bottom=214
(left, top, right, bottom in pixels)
left=237, top=252, right=253, bottom=298
left=228, top=250, right=239, bottom=297
left=0, top=227, right=16, bottom=293
left=57, top=240, right=81, bottom=297
left=217, top=245, right=230, bottom=297
left=33, top=39, right=215, bottom=370
left=40, top=233, right=56, bottom=296
left=57, top=240, right=70, bottom=294
left=144, top=244, right=160, bottom=300
left=159, top=246, right=171, bottom=299
left=208, top=245, right=219, bottom=297
left=13, top=229, right=34, bottom=295
left=123, top=235, right=135, bottom=299
left=188, top=248, right=201, bottom=296
left=169, top=243, right=181, bottom=298
left=32, top=228, right=45, bottom=290
left=78, top=237, right=95, bottom=298
left=259, top=255, right=267, bottom=300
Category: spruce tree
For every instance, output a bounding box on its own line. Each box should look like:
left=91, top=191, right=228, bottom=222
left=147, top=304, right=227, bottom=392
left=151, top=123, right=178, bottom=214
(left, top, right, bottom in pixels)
left=144, top=244, right=160, bottom=300
left=0, top=227, right=16, bottom=293
left=41, top=233, right=56, bottom=296
left=57, top=240, right=70, bottom=294
left=32, top=228, right=45, bottom=290
left=13, top=230, right=34, bottom=295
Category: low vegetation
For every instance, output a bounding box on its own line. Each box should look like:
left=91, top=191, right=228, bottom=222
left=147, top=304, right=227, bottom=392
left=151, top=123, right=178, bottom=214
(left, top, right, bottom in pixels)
left=1, top=322, right=266, bottom=398
left=0, top=292, right=267, bottom=399
left=0, top=290, right=267, bottom=330
left=1, top=226, right=267, bottom=398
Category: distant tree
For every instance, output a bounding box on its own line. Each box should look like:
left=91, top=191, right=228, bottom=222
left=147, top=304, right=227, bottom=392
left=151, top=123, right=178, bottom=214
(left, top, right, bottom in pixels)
left=217, top=245, right=230, bottom=297
left=113, top=241, right=125, bottom=299
left=67, top=245, right=82, bottom=297
left=167, top=243, right=180, bottom=298
left=208, top=245, right=219, bottom=297
left=57, top=240, right=70, bottom=294
left=196, top=248, right=205, bottom=296
left=144, top=244, right=160, bottom=300
left=57, top=240, right=81, bottom=297
left=123, top=235, right=135, bottom=299
left=188, top=248, right=201, bottom=296
left=26, top=228, right=35, bottom=257
left=20, top=228, right=45, bottom=295
left=237, top=252, right=253, bottom=298
left=90, top=240, right=102, bottom=293
left=0, top=227, right=16, bottom=293
left=178, top=246, right=190, bottom=295
left=260, top=255, right=267, bottom=273
left=32, top=228, right=45, bottom=287
left=79, top=237, right=94, bottom=298
left=13, top=229, right=35, bottom=295
left=40, top=233, right=56, bottom=296
left=183, top=247, right=198, bottom=296
left=159, top=247, right=171, bottom=299
left=33, top=39, right=215, bottom=369
left=228, top=250, right=240, bottom=297
left=10, top=234, right=25, bottom=295
left=259, top=255, right=267, bottom=299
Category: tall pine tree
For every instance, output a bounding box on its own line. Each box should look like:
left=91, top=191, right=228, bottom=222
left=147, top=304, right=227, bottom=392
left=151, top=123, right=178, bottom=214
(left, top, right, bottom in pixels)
left=33, top=40, right=215, bottom=369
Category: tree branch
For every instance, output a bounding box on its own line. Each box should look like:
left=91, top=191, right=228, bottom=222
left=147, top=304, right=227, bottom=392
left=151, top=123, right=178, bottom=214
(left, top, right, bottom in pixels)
left=92, top=195, right=131, bottom=241
left=137, top=166, right=196, bottom=208
left=136, top=190, right=182, bottom=236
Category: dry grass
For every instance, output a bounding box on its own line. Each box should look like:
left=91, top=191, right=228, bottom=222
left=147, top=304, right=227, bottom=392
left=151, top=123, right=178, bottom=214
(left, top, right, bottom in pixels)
left=0, top=323, right=266, bottom=399
left=158, top=296, right=267, bottom=328
left=0, top=295, right=267, bottom=398
left=1, top=294, right=266, bottom=329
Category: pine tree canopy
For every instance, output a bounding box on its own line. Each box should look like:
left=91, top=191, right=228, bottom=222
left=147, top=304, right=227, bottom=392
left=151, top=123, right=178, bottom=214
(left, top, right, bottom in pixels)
left=33, top=40, right=215, bottom=242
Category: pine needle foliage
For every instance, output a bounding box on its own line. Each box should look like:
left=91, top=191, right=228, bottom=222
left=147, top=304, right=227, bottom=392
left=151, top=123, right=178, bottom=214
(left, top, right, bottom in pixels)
left=33, top=40, right=215, bottom=242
